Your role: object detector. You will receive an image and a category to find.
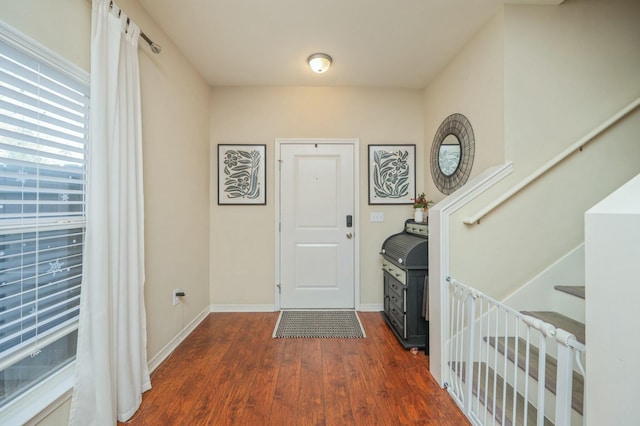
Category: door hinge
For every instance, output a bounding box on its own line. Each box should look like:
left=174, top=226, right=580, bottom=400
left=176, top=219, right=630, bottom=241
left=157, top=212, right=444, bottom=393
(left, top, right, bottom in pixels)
left=277, top=283, right=281, bottom=294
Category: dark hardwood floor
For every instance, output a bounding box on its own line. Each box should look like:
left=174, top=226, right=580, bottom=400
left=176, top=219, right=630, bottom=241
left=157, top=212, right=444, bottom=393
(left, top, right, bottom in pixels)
left=120, top=312, right=469, bottom=425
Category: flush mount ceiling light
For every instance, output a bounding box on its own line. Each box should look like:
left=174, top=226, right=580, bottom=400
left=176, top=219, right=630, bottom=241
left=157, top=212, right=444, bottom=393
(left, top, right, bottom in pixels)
left=307, top=53, right=332, bottom=73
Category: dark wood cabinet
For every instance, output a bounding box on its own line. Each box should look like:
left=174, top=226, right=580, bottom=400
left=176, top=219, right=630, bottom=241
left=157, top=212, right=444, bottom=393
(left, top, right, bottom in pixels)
left=382, top=267, right=428, bottom=351
left=380, top=220, right=429, bottom=352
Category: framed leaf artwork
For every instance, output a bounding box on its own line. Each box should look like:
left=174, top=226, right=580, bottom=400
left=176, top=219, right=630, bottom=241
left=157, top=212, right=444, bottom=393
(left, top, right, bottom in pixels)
left=367, top=144, right=416, bottom=205
left=218, top=144, right=266, bottom=205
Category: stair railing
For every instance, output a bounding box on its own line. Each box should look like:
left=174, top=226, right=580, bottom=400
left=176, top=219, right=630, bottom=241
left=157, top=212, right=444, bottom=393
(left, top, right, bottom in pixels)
left=445, top=277, right=586, bottom=426
left=555, top=329, right=586, bottom=426
left=463, top=96, right=640, bottom=225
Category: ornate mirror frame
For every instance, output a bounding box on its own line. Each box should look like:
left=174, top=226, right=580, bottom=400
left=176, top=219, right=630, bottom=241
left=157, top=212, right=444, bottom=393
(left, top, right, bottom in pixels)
left=430, top=113, right=475, bottom=195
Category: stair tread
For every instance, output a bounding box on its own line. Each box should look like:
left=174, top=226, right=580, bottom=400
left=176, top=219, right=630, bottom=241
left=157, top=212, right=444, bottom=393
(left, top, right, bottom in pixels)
left=450, top=361, right=554, bottom=426
left=554, top=285, right=585, bottom=299
left=485, top=336, right=584, bottom=415
left=521, top=311, right=585, bottom=344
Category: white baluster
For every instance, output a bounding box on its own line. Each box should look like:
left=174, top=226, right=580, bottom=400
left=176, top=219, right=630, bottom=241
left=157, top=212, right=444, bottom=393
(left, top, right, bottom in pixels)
left=555, top=328, right=578, bottom=426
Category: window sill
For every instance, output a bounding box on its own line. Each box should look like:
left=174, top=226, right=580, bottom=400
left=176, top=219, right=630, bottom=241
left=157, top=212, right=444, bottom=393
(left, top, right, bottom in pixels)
left=0, top=363, right=74, bottom=426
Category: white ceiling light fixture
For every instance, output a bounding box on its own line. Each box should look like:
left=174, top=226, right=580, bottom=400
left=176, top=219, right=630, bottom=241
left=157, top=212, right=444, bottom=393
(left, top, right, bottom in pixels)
left=307, top=53, right=332, bottom=74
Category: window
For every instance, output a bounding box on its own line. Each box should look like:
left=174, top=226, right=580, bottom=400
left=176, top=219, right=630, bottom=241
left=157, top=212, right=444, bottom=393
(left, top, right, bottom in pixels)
left=0, top=25, right=89, bottom=410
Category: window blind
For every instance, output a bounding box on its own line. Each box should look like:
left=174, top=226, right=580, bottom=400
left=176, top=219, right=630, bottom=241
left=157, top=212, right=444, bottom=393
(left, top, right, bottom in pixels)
left=0, top=33, right=89, bottom=405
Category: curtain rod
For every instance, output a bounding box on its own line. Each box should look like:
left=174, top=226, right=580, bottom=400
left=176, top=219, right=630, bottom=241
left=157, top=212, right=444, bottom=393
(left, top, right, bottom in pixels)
left=109, top=0, right=162, bottom=54
left=139, top=29, right=162, bottom=54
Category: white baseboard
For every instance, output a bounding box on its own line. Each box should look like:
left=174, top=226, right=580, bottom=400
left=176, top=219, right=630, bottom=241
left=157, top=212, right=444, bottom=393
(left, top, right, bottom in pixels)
left=147, top=306, right=210, bottom=373
left=503, top=243, right=585, bottom=321
left=209, top=304, right=276, bottom=312
left=358, top=303, right=383, bottom=312
left=16, top=306, right=211, bottom=426
left=208, top=304, right=382, bottom=312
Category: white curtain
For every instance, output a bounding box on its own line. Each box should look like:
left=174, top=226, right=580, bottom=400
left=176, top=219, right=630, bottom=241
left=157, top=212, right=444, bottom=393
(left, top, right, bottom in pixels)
left=70, top=0, right=150, bottom=424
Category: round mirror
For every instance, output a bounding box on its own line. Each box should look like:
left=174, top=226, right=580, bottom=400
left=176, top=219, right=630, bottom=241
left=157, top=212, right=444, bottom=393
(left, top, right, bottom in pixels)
left=438, top=134, right=461, bottom=176
left=430, top=113, right=475, bottom=195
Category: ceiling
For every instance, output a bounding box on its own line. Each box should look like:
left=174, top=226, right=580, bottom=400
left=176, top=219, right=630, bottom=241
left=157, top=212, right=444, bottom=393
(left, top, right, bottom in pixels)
left=136, top=0, right=554, bottom=89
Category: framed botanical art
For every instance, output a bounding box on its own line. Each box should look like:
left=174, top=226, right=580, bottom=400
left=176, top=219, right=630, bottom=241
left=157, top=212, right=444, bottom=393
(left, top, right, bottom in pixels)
left=368, top=144, right=416, bottom=205
left=218, top=144, right=266, bottom=205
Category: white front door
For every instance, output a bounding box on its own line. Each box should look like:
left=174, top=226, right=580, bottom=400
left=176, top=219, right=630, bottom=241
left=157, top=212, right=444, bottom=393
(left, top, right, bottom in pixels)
left=279, top=141, right=356, bottom=309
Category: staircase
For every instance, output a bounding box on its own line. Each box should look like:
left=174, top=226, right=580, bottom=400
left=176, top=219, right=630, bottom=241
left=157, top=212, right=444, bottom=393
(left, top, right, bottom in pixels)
left=450, top=361, right=554, bottom=426
left=445, top=279, right=586, bottom=426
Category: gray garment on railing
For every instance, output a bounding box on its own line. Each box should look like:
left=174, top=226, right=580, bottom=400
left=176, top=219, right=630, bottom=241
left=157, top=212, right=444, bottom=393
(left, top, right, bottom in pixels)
left=422, top=275, right=429, bottom=320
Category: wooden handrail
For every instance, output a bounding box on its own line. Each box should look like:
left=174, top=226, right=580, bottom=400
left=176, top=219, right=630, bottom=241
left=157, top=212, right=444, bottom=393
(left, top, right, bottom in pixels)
left=463, top=96, right=640, bottom=225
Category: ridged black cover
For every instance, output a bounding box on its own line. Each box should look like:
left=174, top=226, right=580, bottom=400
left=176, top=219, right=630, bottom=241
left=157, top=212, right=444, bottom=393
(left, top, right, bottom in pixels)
left=381, top=232, right=428, bottom=269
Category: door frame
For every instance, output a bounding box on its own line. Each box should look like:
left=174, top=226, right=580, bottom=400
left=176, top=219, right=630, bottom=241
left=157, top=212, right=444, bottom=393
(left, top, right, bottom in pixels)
left=274, top=138, right=360, bottom=311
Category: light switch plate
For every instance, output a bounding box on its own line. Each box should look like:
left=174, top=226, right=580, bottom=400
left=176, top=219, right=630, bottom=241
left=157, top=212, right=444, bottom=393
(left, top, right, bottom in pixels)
left=370, top=212, right=384, bottom=222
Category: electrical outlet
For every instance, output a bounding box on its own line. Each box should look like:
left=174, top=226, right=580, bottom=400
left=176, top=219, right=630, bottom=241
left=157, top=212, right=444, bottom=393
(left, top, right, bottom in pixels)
left=370, top=212, right=384, bottom=222
left=172, top=288, right=181, bottom=306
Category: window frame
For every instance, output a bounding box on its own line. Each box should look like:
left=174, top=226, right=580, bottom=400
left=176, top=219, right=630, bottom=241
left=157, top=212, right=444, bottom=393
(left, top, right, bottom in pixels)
left=0, top=20, right=89, bottom=424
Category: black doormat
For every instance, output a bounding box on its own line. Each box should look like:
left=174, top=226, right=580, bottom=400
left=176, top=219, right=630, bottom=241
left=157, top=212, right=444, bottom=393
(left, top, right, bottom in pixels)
left=273, top=310, right=366, bottom=338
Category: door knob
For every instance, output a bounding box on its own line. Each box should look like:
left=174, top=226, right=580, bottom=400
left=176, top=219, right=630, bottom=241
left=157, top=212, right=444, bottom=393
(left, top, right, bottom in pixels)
left=346, top=232, right=353, bottom=239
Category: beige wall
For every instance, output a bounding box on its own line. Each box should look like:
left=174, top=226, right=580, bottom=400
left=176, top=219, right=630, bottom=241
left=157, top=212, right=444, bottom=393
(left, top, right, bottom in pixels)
left=421, top=9, right=505, bottom=385
left=210, top=87, right=424, bottom=308
left=117, top=0, right=211, bottom=359
left=5, top=0, right=637, bottom=423
left=504, top=0, right=640, bottom=171
left=423, top=11, right=505, bottom=203
left=447, top=0, right=640, bottom=298
left=0, top=0, right=92, bottom=72
left=424, top=0, right=640, bottom=386
left=0, top=1, right=211, bottom=423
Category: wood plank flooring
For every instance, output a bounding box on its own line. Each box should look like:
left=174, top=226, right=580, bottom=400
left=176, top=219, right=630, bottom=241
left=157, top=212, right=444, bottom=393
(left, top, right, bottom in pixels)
left=120, top=312, right=469, bottom=425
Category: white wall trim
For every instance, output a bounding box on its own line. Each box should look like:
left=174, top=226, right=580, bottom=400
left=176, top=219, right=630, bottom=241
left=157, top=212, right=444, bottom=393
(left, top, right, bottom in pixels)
left=503, top=243, right=585, bottom=310
left=428, top=162, right=513, bottom=386
left=585, top=173, right=640, bottom=424
left=504, top=0, right=565, bottom=4
left=23, top=386, right=72, bottom=426
left=359, top=303, right=384, bottom=312
left=1, top=363, right=74, bottom=426
left=0, top=20, right=89, bottom=85
left=147, top=306, right=210, bottom=372
left=441, top=161, right=514, bottom=215
left=209, top=304, right=276, bottom=312
left=10, top=306, right=210, bottom=425
left=274, top=138, right=361, bottom=311
left=0, top=20, right=86, bottom=426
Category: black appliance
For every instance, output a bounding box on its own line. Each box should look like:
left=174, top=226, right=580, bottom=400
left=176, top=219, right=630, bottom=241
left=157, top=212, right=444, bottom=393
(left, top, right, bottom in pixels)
left=380, top=219, right=429, bottom=351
